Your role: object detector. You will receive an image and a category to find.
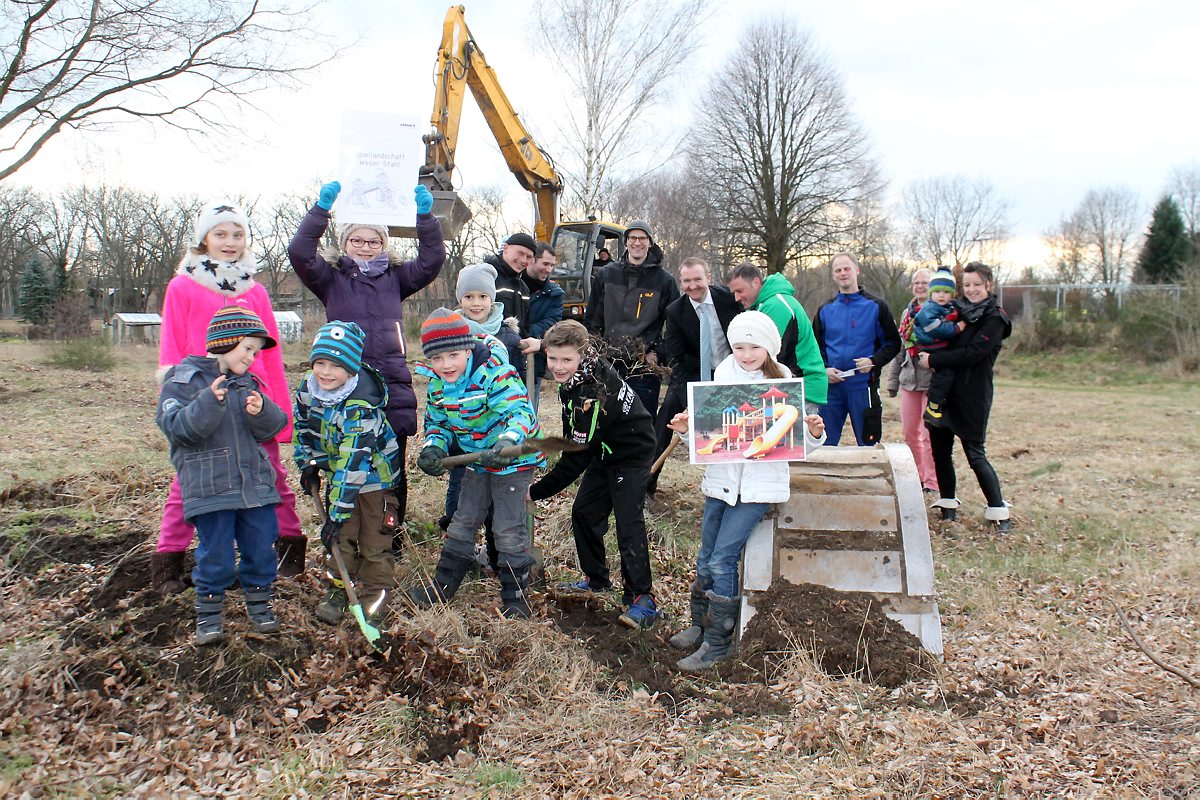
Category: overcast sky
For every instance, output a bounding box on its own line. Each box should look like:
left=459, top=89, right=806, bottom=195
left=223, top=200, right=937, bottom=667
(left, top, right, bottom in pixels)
left=14, top=0, right=1199, bottom=268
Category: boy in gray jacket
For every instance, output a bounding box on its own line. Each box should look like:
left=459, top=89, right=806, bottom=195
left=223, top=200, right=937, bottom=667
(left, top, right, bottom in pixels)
left=156, top=306, right=288, bottom=645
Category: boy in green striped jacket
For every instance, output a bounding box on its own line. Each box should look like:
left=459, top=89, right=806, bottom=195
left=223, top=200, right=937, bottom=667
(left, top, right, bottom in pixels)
left=293, top=321, right=401, bottom=628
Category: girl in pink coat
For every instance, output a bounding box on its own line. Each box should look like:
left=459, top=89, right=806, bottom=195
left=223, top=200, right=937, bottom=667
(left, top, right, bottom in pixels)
left=151, top=202, right=304, bottom=594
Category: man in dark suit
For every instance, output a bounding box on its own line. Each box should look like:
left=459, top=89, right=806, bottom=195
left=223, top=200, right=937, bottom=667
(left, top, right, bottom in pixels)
left=647, top=257, right=741, bottom=503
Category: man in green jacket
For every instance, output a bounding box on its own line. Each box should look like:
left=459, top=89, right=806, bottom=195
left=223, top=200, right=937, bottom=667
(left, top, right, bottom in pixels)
left=726, top=263, right=828, bottom=407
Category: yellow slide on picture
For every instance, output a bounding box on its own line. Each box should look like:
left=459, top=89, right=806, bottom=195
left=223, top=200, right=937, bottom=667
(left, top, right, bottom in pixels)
left=743, top=404, right=799, bottom=459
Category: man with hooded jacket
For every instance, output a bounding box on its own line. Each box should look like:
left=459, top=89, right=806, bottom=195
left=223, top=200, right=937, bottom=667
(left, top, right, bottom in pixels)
left=582, top=220, right=679, bottom=420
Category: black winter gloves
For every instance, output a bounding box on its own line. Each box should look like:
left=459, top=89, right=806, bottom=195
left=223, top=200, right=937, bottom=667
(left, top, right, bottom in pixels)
left=417, top=445, right=447, bottom=477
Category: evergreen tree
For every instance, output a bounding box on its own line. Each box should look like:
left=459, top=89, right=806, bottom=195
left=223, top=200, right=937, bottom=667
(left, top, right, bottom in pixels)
left=17, top=259, right=55, bottom=324
left=1136, top=196, right=1192, bottom=283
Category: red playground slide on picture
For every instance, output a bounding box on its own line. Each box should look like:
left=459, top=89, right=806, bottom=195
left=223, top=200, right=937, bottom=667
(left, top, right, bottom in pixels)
left=742, top=404, right=799, bottom=459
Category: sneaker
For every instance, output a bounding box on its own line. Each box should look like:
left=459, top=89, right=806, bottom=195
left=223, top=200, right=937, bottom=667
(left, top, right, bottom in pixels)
left=316, top=586, right=348, bottom=624
left=923, top=402, right=946, bottom=428
left=555, top=576, right=611, bottom=595
left=618, top=594, right=660, bottom=630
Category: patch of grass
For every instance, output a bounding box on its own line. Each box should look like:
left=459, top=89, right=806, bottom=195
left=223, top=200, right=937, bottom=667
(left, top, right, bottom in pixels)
left=1001, top=349, right=1200, bottom=389
left=0, top=751, right=34, bottom=781
left=262, top=753, right=343, bottom=798
left=45, top=337, right=117, bottom=372
left=1028, top=462, right=1062, bottom=479
left=472, top=762, right=525, bottom=794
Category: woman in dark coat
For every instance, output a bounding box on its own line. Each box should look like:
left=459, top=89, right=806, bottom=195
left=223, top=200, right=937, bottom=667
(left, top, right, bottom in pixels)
left=288, top=181, right=446, bottom=548
left=917, top=262, right=1013, bottom=532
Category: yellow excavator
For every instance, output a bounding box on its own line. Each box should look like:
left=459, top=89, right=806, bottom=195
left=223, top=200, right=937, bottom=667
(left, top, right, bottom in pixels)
left=399, top=5, right=625, bottom=318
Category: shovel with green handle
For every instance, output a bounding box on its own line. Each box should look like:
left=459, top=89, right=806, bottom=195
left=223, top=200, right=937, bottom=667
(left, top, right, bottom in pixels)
left=308, top=486, right=390, bottom=654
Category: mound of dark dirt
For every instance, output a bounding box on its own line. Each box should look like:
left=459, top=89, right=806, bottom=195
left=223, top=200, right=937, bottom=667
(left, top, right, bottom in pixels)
left=727, top=582, right=929, bottom=688
left=548, top=592, right=701, bottom=706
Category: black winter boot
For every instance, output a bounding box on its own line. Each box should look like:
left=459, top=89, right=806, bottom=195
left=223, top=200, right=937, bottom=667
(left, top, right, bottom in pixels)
left=243, top=586, right=280, bottom=634
left=151, top=551, right=187, bottom=596
left=406, top=551, right=474, bottom=608
left=498, top=564, right=532, bottom=620
left=195, top=593, right=225, bottom=646
left=676, top=592, right=739, bottom=672
left=275, top=536, right=307, bottom=579
left=669, top=581, right=709, bottom=650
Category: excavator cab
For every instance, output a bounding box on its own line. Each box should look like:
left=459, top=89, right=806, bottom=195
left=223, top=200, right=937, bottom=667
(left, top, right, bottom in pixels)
left=552, top=221, right=626, bottom=319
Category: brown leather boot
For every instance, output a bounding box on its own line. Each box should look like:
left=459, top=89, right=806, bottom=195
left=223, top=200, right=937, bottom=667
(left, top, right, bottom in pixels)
left=275, top=536, right=307, bottom=579
left=150, top=551, right=187, bottom=596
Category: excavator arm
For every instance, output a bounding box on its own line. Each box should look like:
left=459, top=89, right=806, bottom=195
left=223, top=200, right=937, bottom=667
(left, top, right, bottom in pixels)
left=421, top=5, right=562, bottom=243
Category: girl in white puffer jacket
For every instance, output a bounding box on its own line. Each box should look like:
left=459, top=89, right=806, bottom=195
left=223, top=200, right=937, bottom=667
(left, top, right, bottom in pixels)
left=666, top=310, right=826, bottom=672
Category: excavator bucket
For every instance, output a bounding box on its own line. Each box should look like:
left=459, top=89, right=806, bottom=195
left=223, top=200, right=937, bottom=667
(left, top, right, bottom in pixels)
left=390, top=190, right=472, bottom=241
left=740, top=443, right=943, bottom=655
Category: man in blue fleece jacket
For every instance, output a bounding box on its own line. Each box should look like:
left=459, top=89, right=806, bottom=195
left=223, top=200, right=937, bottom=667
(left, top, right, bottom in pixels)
left=811, top=253, right=901, bottom=446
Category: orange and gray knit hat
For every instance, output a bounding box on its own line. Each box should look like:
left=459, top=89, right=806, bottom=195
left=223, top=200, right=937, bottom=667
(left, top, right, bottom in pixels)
left=420, top=307, right=475, bottom=357
left=205, top=305, right=277, bottom=354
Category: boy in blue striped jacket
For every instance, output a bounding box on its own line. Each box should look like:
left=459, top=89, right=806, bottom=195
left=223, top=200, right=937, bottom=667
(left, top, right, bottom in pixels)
left=408, top=308, right=545, bottom=619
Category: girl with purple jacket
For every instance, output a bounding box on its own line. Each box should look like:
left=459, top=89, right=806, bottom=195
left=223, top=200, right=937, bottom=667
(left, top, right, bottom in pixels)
left=288, top=182, right=446, bottom=551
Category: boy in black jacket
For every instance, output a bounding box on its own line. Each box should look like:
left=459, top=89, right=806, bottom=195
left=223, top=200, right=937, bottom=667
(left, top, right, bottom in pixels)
left=529, top=320, right=660, bottom=629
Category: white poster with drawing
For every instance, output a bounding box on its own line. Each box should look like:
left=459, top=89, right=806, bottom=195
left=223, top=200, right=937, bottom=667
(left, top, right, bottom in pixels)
left=337, top=111, right=424, bottom=226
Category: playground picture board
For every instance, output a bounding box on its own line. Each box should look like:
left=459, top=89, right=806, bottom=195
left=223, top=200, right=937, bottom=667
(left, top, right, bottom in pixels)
left=337, top=110, right=424, bottom=227
left=685, top=377, right=808, bottom=465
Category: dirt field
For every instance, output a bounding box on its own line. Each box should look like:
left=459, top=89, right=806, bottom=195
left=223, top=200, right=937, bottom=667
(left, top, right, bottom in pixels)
left=0, top=337, right=1197, bottom=797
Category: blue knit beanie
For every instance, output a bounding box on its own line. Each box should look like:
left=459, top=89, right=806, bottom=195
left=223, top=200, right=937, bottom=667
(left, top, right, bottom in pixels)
left=310, top=321, right=365, bottom=375
left=929, top=266, right=956, bottom=295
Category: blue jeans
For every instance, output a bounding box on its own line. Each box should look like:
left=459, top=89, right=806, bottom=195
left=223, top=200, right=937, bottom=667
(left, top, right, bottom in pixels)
left=191, top=504, right=278, bottom=595
left=820, top=379, right=871, bottom=446
left=696, top=497, right=769, bottom=597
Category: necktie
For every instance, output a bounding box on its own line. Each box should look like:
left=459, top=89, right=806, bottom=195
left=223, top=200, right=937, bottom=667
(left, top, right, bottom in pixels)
left=699, top=304, right=712, bottom=381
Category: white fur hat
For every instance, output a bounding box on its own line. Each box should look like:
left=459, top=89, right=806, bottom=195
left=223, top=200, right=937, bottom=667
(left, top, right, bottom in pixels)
left=727, top=310, right=782, bottom=357
left=194, top=201, right=250, bottom=248
left=338, top=223, right=391, bottom=254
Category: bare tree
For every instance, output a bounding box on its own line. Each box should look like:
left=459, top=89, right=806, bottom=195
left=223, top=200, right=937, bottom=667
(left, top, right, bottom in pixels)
left=1043, top=213, right=1090, bottom=283
left=1073, top=187, right=1142, bottom=286
left=0, top=0, right=340, bottom=181
left=901, top=175, right=1011, bottom=268
left=686, top=18, right=878, bottom=276
left=247, top=193, right=307, bottom=298
left=531, top=0, right=713, bottom=217
left=609, top=163, right=726, bottom=275
left=0, top=184, right=45, bottom=313
left=445, top=184, right=515, bottom=278
left=1167, top=162, right=1200, bottom=245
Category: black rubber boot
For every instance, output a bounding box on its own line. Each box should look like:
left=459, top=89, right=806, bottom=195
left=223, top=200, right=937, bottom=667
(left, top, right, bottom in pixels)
left=406, top=551, right=473, bottom=608
left=940, top=506, right=957, bottom=522
left=498, top=563, right=532, bottom=620
left=676, top=592, right=739, bottom=672
left=669, top=581, right=709, bottom=650
left=151, top=551, right=187, bottom=596
left=195, top=593, right=225, bottom=646
left=244, top=586, right=280, bottom=634
left=275, top=536, right=307, bottom=579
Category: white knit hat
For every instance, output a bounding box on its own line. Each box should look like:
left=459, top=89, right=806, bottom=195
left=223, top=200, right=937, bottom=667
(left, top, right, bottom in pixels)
left=338, top=223, right=391, bottom=254
left=194, top=201, right=250, bottom=248
left=726, top=310, right=782, bottom=357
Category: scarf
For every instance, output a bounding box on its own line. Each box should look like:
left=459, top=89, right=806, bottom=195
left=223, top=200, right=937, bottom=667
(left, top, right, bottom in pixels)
left=561, top=339, right=604, bottom=396
left=898, top=298, right=921, bottom=356
left=462, top=304, right=504, bottom=336
left=351, top=252, right=391, bottom=278
left=306, top=373, right=359, bottom=406
left=955, top=294, right=997, bottom=325
left=178, top=250, right=258, bottom=297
